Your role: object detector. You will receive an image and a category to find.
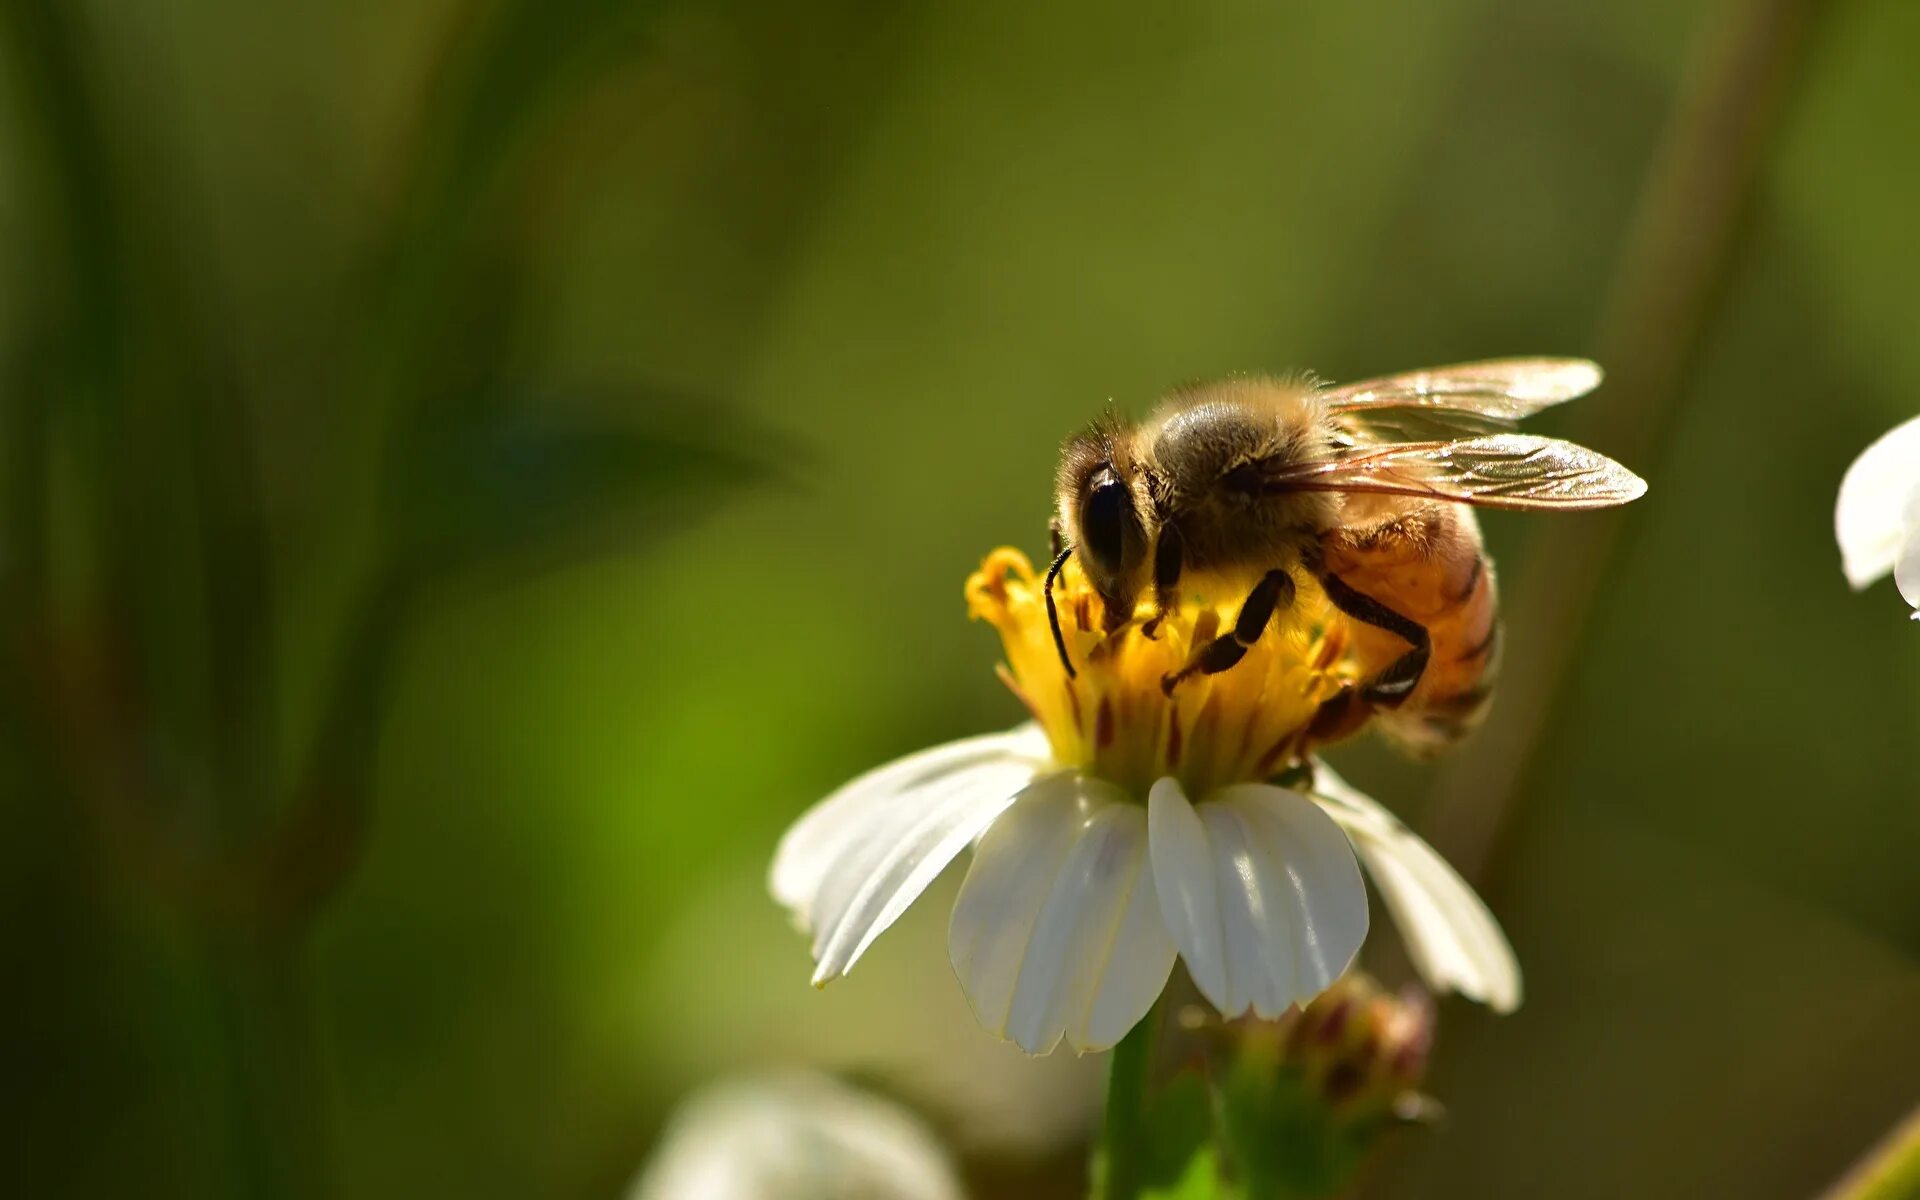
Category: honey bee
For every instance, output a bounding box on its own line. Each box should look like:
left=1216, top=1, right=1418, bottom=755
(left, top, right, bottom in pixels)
left=1049, top=358, right=1646, bottom=753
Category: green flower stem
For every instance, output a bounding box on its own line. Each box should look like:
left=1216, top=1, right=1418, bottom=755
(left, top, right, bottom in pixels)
left=1416, top=0, right=1830, bottom=883
left=1096, top=999, right=1161, bottom=1200
left=1823, top=1106, right=1920, bottom=1200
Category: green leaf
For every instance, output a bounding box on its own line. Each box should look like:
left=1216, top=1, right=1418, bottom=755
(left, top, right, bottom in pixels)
left=390, top=391, right=778, bottom=580
left=1144, top=1143, right=1241, bottom=1200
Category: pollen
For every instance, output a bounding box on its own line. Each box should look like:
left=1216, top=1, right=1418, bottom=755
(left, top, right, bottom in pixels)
left=966, top=549, right=1363, bottom=798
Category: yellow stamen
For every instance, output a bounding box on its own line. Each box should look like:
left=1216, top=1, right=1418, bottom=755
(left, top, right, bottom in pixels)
left=966, top=549, right=1363, bottom=797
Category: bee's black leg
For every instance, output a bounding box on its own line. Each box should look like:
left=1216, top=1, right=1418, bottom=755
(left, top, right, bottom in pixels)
left=1314, top=569, right=1430, bottom=706
left=1161, top=569, right=1295, bottom=693
left=1308, top=683, right=1369, bottom=743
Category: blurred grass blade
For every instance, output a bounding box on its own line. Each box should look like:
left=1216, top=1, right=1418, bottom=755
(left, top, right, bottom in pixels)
left=367, top=0, right=668, bottom=419
left=411, top=0, right=665, bottom=213
left=0, top=0, right=275, bottom=825
left=0, top=0, right=124, bottom=623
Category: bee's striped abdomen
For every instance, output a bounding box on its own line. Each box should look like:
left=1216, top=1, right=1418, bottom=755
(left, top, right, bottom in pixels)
left=1317, top=502, right=1500, bottom=757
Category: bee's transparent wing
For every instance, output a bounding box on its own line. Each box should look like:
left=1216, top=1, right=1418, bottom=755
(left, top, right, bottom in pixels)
left=1327, top=407, right=1513, bottom=446
left=1265, top=434, right=1646, bottom=511
left=1320, top=357, right=1603, bottom=424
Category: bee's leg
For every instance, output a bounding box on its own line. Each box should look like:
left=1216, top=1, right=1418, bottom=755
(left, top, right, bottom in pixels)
left=1314, top=569, right=1430, bottom=706
left=1141, top=529, right=1183, bottom=640
left=1160, top=569, right=1295, bottom=694
left=1308, top=684, right=1370, bottom=743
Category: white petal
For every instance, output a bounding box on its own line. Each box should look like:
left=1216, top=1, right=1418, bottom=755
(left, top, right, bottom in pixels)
left=1222, top=784, right=1372, bottom=1003
left=949, top=775, right=1175, bottom=1054
left=771, top=724, right=1049, bottom=913
left=1079, top=839, right=1177, bottom=1051
left=772, top=726, right=1052, bottom=984
left=1152, top=779, right=1367, bottom=1020
left=1146, top=778, right=1228, bottom=1008
left=1310, top=763, right=1521, bottom=1012
left=1897, top=529, right=1920, bottom=614
left=948, top=775, right=1085, bottom=1035
left=1836, top=415, right=1920, bottom=589
left=1199, top=803, right=1276, bottom=1017
left=631, top=1071, right=962, bottom=1200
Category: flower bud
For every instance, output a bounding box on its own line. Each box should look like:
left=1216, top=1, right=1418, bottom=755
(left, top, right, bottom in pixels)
left=1276, top=971, right=1434, bottom=1122
left=1180, top=973, right=1438, bottom=1197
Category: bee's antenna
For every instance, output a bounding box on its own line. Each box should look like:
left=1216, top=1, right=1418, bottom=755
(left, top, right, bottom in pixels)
left=1045, top=547, right=1077, bottom=680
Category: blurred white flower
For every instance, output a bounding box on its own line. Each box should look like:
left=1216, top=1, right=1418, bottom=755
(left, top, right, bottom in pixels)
left=630, top=1071, right=963, bottom=1200
left=1836, top=414, right=1920, bottom=618
left=769, top=551, right=1518, bottom=1056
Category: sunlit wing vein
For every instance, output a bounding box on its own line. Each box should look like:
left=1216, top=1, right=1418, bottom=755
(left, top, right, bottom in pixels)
left=1263, top=434, right=1646, bottom=511
left=1320, top=357, right=1602, bottom=420
left=1330, top=407, right=1518, bottom=447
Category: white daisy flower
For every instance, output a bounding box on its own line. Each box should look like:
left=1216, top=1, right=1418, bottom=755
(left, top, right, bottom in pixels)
left=771, top=550, right=1520, bottom=1056
left=1836, top=414, right=1920, bottom=618
left=629, top=1071, right=961, bottom=1200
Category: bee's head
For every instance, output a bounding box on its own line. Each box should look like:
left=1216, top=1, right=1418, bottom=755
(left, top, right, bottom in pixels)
left=1056, top=418, right=1149, bottom=622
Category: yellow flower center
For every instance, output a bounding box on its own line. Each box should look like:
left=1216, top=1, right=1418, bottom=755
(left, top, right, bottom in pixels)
left=966, top=549, right=1362, bottom=798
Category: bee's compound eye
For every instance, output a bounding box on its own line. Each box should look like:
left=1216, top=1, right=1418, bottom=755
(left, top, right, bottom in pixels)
left=1082, top=467, right=1132, bottom=572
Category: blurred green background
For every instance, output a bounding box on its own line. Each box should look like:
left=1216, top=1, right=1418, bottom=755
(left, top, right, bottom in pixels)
left=3, top=0, right=1916, bottom=1197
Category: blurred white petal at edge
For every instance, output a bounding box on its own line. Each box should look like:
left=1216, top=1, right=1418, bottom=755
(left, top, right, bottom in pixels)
left=1310, top=763, right=1522, bottom=1012
left=1149, top=778, right=1368, bottom=1021
left=949, top=774, right=1176, bottom=1054
left=1835, top=414, right=1920, bottom=589
left=769, top=724, right=1051, bottom=984
left=631, top=1071, right=961, bottom=1200
left=1896, top=529, right=1920, bottom=614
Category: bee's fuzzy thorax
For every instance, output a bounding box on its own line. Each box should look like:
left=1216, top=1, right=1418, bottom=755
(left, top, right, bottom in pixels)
left=1140, top=376, right=1339, bottom=573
